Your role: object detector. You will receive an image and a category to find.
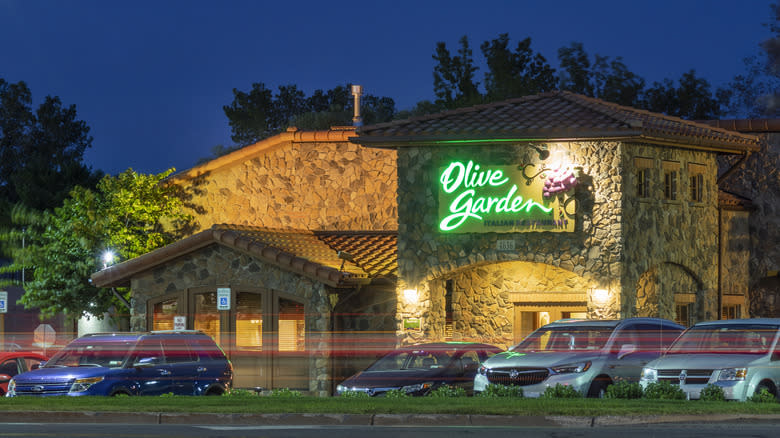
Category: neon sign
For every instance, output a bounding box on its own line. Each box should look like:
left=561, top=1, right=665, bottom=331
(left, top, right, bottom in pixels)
left=437, top=160, right=577, bottom=233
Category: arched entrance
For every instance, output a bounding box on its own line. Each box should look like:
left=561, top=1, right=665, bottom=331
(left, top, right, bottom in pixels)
left=635, top=262, right=702, bottom=325
left=428, top=261, right=595, bottom=348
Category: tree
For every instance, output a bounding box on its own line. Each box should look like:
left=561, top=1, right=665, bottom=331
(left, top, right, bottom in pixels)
left=0, top=79, right=101, bottom=223
left=557, top=42, right=593, bottom=96
left=644, top=70, right=722, bottom=119
left=721, top=4, right=780, bottom=117
left=432, top=36, right=482, bottom=109
left=592, top=55, right=645, bottom=107
left=222, top=83, right=397, bottom=148
left=481, top=34, right=556, bottom=101
left=0, top=168, right=194, bottom=318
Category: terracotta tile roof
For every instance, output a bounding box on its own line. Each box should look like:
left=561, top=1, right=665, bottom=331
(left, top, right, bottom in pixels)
left=91, top=224, right=397, bottom=289
left=353, top=91, right=760, bottom=153
left=718, top=190, right=755, bottom=211
left=701, top=119, right=780, bottom=133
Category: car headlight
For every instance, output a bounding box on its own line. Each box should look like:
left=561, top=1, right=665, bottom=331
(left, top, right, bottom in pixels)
left=551, top=361, right=591, bottom=374
left=718, top=368, right=747, bottom=381
left=400, top=382, right=433, bottom=394
left=69, top=376, right=104, bottom=393
left=640, top=368, right=657, bottom=381
left=336, top=384, right=346, bottom=394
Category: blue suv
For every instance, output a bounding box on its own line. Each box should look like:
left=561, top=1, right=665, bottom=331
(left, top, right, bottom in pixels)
left=6, top=331, right=232, bottom=397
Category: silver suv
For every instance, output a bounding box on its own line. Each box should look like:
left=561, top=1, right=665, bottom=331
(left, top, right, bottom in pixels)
left=475, top=318, right=684, bottom=397
left=640, top=318, right=780, bottom=401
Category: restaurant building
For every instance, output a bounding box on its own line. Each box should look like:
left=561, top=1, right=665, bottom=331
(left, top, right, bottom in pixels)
left=92, top=91, right=764, bottom=395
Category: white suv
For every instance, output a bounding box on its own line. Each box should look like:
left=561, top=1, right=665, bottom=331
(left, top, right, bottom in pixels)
left=640, top=318, right=780, bottom=401
left=475, top=318, right=684, bottom=397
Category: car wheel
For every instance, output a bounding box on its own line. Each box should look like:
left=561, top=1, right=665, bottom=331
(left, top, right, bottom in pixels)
left=587, top=377, right=611, bottom=398
left=754, top=381, right=777, bottom=400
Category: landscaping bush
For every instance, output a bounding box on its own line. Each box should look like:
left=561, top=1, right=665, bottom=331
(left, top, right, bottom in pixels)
left=222, top=388, right=256, bottom=397
left=268, top=388, right=302, bottom=398
left=699, top=384, right=725, bottom=402
left=643, top=381, right=686, bottom=400
left=428, top=385, right=467, bottom=397
left=476, top=384, right=524, bottom=398
left=338, top=390, right=371, bottom=399
left=748, top=387, right=777, bottom=403
left=604, top=381, right=643, bottom=399
left=541, top=384, right=581, bottom=399
left=384, top=389, right=410, bottom=399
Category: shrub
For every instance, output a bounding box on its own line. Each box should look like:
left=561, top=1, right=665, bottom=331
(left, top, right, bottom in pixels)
left=160, top=392, right=176, bottom=398
left=428, top=385, right=467, bottom=398
left=477, top=384, right=524, bottom=398
left=699, top=384, right=725, bottom=402
left=384, top=389, right=410, bottom=399
left=222, top=388, right=257, bottom=397
left=643, top=381, right=686, bottom=400
left=268, top=388, right=302, bottom=398
left=339, top=390, right=371, bottom=399
left=605, top=381, right=643, bottom=399
left=541, top=384, right=582, bottom=399
left=748, top=387, right=777, bottom=403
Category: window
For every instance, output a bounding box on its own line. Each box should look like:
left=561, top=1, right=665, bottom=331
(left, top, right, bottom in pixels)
left=193, top=292, right=220, bottom=341
left=722, top=304, right=742, bottom=320
left=663, top=161, right=680, bottom=201
left=278, top=298, right=305, bottom=352
left=236, top=292, right=263, bottom=351
left=152, top=298, right=178, bottom=331
left=675, top=303, right=692, bottom=326
left=688, top=163, right=706, bottom=203
left=445, top=279, right=454, bottom=339
left=634, top=157, right=653, bottom=198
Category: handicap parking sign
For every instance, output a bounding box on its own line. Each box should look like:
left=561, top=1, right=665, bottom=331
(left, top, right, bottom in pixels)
left=0, top=291, right=7, bottom=314
left=217, top=288, right=230, bottom=310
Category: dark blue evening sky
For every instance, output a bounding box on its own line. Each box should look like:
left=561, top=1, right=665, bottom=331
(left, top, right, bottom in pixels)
left=1, top=0, right=773, bottom=175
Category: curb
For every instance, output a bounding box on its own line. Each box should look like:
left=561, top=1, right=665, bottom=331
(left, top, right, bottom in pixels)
left=4, top=412, right=780, bottom=426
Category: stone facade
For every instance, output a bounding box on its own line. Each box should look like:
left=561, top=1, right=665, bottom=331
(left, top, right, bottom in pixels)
left=719, top=132, right=780, bottom=316
left=129, top=244, right=334, bottom=396
left=395, top=140, right=726, bottom=346
left=176, top=130, right=397, bottom=233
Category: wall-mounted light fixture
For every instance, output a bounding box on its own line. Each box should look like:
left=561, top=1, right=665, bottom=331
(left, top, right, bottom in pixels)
left=593, top=288, right=609, bottom=305
left=403, top=288, right=418, bottom=304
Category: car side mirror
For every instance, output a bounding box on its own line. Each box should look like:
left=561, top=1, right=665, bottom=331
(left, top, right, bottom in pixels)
left=617, top=344, right=637, bottom=359
left=31, top=361, right=44, bottom=370
left=0, top=374, right=11, bottom=383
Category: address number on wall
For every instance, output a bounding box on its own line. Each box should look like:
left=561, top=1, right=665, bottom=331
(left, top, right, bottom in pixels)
left=496, top=240, right=516, bottom=251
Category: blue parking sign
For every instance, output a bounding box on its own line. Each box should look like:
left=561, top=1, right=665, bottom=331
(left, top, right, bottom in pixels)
left=217, top=288, right=230, bottom=310
left=0, top=291, right=7, bottom=313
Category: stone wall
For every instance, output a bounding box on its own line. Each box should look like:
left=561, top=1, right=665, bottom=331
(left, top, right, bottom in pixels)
left=394, top=139, right=730, bottom=344
left=719, top=133, right=780, bottom=316
left=179, top=137, right=397, bottom=232
left=395, top=141, right=625, bottom=345
left=129, top=244, right=333, bottom=396
left=621, top=143, right=720, bottom=322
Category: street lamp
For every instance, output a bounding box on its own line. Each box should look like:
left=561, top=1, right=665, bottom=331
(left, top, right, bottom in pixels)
left=101, top=250, right=115, bottom=269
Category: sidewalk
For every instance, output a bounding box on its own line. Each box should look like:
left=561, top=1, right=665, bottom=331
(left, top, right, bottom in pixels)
left=5, top=411, right=780, bottom=426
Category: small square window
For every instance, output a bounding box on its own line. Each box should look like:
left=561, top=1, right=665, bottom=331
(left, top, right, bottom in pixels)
left=690, top=174, right=703, bottom=202
left=664, top=170, right=678, bottom=200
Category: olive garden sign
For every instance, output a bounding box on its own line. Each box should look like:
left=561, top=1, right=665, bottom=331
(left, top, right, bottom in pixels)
left=437, top=160, right=578, bottom=233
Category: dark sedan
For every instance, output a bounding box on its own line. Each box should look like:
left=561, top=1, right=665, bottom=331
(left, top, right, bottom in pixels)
left=336, top=342, right=501, bottom=396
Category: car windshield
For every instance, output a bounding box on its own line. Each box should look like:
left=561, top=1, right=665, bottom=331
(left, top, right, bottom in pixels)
left=512, top=325, right=614, bottom=352
left=44, top=339, right=137, bottom=368
left=366, top=348, right=457, bottom=371
left=667, top=324, right=779, bottom=355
